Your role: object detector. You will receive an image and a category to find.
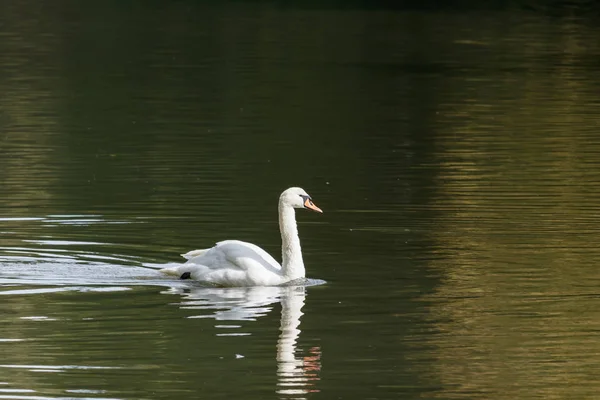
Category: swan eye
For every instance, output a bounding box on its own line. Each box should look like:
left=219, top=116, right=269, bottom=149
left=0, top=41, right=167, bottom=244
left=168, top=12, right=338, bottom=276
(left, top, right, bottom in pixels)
left=299, top=194, right=314, bottom=209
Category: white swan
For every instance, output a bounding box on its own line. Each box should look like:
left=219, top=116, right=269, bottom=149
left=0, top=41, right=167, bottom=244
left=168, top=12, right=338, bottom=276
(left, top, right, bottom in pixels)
left=160, top=187, right=322, bottom=287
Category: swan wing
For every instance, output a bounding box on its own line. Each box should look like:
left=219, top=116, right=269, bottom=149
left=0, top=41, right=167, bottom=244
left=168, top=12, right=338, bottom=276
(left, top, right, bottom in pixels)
left=211, top=240, right=281, bottom=272
left=166, top=240, right=283, bottom=286
left=181, top=248, right=209, bottom=260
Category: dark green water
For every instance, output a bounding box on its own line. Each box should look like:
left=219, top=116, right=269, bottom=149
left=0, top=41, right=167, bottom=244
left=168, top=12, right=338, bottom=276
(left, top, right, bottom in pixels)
left=2, top=2, right=600, bottom=399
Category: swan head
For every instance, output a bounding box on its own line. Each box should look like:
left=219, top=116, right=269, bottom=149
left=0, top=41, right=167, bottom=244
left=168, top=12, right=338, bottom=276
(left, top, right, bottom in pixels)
left=280, top=187, right=323, bottom=213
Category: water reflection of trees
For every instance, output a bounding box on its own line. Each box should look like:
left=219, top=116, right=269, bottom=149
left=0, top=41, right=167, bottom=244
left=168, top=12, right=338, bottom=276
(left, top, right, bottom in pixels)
left=411, top=18, right=600, bottom=397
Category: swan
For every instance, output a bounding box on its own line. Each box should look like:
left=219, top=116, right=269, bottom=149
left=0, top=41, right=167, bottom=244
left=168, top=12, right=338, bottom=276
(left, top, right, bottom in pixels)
left=160, top=187, right=323, bottom=287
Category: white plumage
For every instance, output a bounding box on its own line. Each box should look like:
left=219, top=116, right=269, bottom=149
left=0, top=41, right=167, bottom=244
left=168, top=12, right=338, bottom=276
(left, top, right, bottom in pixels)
left=160, top=187, right=322, bottom=287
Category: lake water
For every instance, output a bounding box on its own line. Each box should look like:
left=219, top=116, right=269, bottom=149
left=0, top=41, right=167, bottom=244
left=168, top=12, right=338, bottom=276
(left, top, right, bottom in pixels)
left=2, top=2, right=600, bottom=399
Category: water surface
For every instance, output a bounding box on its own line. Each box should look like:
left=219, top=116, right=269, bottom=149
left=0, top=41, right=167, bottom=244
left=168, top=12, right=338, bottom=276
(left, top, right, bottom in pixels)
left=2, top=2, right=600, bottom=399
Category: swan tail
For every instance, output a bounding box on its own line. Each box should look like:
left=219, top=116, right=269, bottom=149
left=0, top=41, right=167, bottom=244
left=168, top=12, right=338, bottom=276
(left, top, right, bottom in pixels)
left=181, top=248, right=209, bottom=260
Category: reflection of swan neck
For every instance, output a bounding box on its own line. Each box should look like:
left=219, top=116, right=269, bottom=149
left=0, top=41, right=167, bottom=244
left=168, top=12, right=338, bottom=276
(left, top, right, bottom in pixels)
left=277, top=288, right=320, bottom=398
left=279, top=203, right=305, bottom=280
left=277, top=288, right=304, bottom=363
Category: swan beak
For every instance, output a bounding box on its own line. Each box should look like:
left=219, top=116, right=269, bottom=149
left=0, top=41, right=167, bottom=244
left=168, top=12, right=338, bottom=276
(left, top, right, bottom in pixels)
left=304, top=198, right=323, bottom=213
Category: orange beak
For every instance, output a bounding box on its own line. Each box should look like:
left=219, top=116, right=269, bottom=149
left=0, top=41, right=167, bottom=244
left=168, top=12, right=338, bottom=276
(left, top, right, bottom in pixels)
left=304, top=198, right=323, bottom=213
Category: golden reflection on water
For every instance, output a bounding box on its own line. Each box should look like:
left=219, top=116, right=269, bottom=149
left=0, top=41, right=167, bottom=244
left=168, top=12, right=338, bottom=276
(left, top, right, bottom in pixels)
left=417, top=20, right=600, bottom=397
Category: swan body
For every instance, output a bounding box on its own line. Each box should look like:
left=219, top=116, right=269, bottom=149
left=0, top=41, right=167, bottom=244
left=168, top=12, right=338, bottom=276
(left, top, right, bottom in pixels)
left=160, top=187, right=322, bottom=287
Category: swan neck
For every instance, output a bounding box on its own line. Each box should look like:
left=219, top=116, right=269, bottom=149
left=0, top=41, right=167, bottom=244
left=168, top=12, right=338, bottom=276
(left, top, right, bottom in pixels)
left=279, top=203, right=305, bottom=280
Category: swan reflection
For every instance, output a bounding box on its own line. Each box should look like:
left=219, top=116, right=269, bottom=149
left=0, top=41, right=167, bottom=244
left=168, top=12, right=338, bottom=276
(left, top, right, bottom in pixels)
left=276, top=287, right=321, bottom=398
left=163, top=285, right=321, bottom=398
